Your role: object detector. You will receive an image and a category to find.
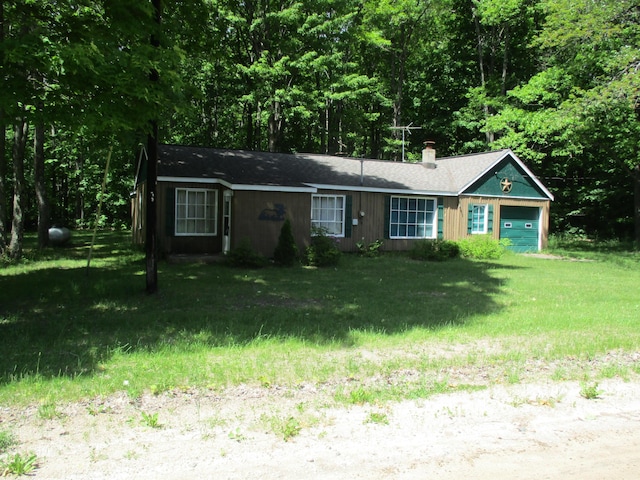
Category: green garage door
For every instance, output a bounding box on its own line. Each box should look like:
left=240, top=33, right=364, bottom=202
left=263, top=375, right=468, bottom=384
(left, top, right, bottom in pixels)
left=499, top=206, right=540, bottom=252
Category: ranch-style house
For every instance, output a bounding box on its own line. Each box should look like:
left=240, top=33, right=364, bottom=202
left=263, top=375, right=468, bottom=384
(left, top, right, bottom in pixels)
left=132, top=143, right=554, bottom=257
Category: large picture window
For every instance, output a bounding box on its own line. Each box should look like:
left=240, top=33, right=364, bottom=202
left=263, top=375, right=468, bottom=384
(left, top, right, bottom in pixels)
left=311, top=195, right=345, bottom=236
left=175, top=188, right=217, bottom=236
left=389, top=196, right=435, bottom=238
left=471, top=204, right=488, bottom=234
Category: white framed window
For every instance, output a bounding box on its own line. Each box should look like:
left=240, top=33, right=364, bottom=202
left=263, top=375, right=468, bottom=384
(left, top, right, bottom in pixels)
left=389, top=196, right=436, bottom=239
left=311, top=194, right=345, bottom=236
left=175, top=188, right=217, bottom=236
left=471, top=204, right=488, bottom=234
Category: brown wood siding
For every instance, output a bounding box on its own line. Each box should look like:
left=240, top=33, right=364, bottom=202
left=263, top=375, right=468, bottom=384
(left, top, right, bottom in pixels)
left=135, top=182, right=551, bottom=256
left=232, top=191, right=311, bottom=257
left=157, top=182, right=224, bottom=255
left=454, top=196, right=550, bottom=248
left=332, top=190, right=440, bottom=252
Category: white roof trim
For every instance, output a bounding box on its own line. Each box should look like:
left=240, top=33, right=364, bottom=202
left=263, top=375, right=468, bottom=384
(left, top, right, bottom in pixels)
left=305, top=183, right=455, bottom=197
left=230, top=184, right=317, bottom=193
left=158, top=176, right=233, bottom=188
left=157, top=176, right=316, bottom=193
left=460, top=193, right=549, bottom=201
left=457, top=150, right=554, bottom=201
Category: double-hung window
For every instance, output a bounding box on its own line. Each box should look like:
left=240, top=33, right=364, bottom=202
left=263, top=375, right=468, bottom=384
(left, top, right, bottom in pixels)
left=311, top=195, right=345, bottom=236
left=389, top=196, right=436, bottom=238
left=175, top=188, right=217, bottom=235
left=471, top=204, right=488, bottom=234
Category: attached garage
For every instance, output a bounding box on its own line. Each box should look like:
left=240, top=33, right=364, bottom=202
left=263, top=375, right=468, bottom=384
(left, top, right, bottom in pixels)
left=499, top=206, right=540, bottom=252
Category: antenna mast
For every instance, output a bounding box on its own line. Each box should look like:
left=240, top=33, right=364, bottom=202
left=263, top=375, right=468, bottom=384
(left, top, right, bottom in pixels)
left=389, top=123, right=422, bottom=162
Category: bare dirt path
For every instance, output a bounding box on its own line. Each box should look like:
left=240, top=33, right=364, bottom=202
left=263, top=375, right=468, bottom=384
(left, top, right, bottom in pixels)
left=3, top=376, right=640, bottom=479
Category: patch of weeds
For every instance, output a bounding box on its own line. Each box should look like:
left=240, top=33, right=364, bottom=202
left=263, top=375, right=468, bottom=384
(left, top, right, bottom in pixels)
left=38, top=401, right=61, bottom=420
left=87, top=403, right=112, bottom=416
left=280, top=417, right=302, bottom=442
left=339, top=386, right=375, bottom=405
left=599, top=364, right=629, bottom=381
left=551, top=366, right=569, bottom=381
left=150, top=382, right=173, bottom=396
left=533, top=394, right=563, bottom=407
left=336, top=380, right=485, bottom=406
left=258, top=376, right=272, bottom=388
left=580, top=381, right=603, bottom=400
left=508, top=396, right=527, bottom=408
left=1, top=452, right=38, bottom=476
left=364, top=411, right=389, bottom=425
left=140, top=411, right=161, bottom=428
left=356, top=239, right=384, bottom=258
left=262, top=415, right=303, bottom=442
left=89, top=448, right=108, bottom=463
left=123, top=450, right=139, bottom=460
left=509, top=393, right=564, bottom=408
left=0, top=430, right=17, bottom=454
left=206, top=415, right=228, bottom=429
left=228, top=428, right=246, bottom=442
left=505, top=367, right=521, bottom=384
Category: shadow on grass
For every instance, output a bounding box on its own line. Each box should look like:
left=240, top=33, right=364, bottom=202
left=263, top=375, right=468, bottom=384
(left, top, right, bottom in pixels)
left=0, top=238, right=523, bottom=383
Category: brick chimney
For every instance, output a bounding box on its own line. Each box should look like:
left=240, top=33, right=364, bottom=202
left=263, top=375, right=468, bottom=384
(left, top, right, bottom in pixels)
left=422, top=141, right=436, bottom=169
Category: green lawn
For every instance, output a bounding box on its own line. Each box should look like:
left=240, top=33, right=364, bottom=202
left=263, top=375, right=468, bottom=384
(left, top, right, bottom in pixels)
left=1, top=232, right=639, bottom=405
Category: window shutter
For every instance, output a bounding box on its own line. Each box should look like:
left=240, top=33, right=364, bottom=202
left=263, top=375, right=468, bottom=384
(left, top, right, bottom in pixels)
left=487, top=204, right=494, bottom=233
left=383, top=196, right=390, bottom=239
left=437, top=198, right=444, bottom=239
left=166, top=188, right=175, bottom=236
left=344, top=195, right=353, bottom=238
left=467, top=204, right=474, bottom=234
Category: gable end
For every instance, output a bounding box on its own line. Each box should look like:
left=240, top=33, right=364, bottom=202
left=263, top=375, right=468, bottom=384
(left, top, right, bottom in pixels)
left=463, top=156, right=549, bottom=199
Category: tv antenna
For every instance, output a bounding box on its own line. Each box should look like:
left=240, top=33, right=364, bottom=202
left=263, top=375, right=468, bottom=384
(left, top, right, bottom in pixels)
left=389, top=123, right=422, bottom=162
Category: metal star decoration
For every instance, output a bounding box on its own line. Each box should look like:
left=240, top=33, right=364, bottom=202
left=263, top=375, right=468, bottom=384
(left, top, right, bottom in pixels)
left=500, top=178, right=513, bottom=193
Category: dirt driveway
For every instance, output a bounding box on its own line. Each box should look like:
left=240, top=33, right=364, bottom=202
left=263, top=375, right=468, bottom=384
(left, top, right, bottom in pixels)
left=3, top=373, right=640, bottom=479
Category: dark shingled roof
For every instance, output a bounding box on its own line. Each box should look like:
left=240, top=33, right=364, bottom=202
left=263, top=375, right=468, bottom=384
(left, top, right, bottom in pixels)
left=156, top=144, right=551, bottom=198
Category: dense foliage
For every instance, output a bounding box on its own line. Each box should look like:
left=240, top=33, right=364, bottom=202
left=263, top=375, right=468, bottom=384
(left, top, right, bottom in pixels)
left=1, top=0, right=639, bottom=259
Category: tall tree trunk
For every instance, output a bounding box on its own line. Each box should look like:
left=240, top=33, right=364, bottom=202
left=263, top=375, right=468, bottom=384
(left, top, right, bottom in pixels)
left=245, top=102, right=254, bottom=150
left=34, top=118, right=49, bottom=248
left=473, top=11, right=494, bottom=144
left=322, top=97, right=329, bottom=154
left=146, top=0, right=161, bottom=294
left=0, top=1, right=6, bottom=254
left=0, top=109, right=6, bottom=255
left=255, top=101, right=261, bottom=150
left=634, top=163, right=640, bottom=245
left=501, top=24, right=510, bottom=96
left=9, top=118, right=28, bottom=260
left=75, top=154, right=84, bottom=224
left=268, top=100, right=282, bottom=152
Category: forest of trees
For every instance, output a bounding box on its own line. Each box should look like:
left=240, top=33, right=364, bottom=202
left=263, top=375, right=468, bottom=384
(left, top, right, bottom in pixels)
left=1, top=0, right=638, bottom=259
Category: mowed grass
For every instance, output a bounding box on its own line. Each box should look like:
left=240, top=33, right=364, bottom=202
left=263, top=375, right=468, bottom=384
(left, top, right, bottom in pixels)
left=1, top=231, right=639, bottom=405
